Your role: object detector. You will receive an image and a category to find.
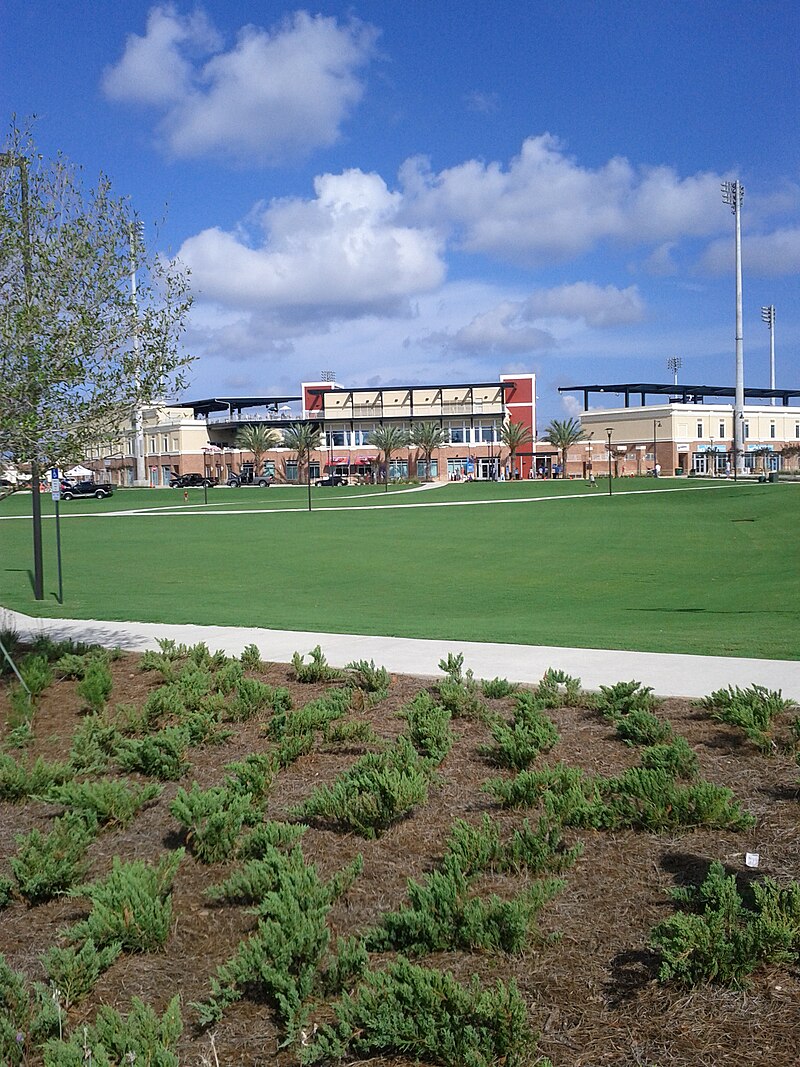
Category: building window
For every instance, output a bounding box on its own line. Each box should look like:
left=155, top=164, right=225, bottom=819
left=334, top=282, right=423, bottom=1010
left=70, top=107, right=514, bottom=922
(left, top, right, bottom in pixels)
left=329, top=430, right=346, bottom=447
left=770, top=423, right=776, bottom=439
left=719, top=422, right=725, bottom=438
left=416, top=460, right=438, bottom=479
left=388, top=459, right=408, bottom=480
left=475, top=424, right=496, bottom=443
left=309, top=463, right=320, bottom=480
left=696, top=421, right=703, bottom=437
left=285, top=461, right=299, bottom=482
left=162, top=436, right=169, bottom=452
left=449, top=426, right=465, bottom=444
left=743, top=421, right=749, bottom=439
left=796, top=423, right=800, bottom=439
left=148, top=437, right=156, bottom=454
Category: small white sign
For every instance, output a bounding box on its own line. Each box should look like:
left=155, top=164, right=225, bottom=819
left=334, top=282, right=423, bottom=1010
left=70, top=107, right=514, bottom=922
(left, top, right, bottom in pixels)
left=745, top=852, right=760, bottom=868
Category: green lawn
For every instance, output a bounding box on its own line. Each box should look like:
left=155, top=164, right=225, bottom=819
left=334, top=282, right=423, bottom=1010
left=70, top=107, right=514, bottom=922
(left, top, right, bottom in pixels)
left=1, top=480, right=797, bottom=659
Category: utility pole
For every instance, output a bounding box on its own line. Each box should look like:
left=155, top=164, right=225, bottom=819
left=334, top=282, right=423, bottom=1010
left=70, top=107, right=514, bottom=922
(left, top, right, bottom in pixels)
left=721, top=180, right=745, bottom=474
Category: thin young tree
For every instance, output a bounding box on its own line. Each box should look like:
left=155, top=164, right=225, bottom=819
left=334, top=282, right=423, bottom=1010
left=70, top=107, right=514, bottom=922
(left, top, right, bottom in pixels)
left=234, top=424, right=280, bottom=482
left=1, top=122, right=193, bottom=598
left=500, top=420, right=534, bottom=478
left=542, top=418, right=587, bottom=475
left=409, top=421, right=447, bottom=481
left=370, top=425, right=409, bottom=491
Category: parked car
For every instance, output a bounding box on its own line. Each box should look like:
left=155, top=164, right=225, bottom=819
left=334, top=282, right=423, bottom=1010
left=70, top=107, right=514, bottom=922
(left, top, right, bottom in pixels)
left=170, top=473, right=217, bottom=488
left=61, top=481, right=113, bottom=500
left=315, top=474, right=349, bottom=487
left=227, top=473, right=272, bottom=488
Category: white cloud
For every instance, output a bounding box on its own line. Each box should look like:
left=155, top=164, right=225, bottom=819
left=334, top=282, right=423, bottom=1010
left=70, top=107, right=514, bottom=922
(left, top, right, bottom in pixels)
left=523, top=282, right=645, bottom=327
left=103, top=7, right=378, bottom=163
left=433, top=301, right=556, bottom=355
left=178, top=169, right=446, bottom=316
left=400, top=135, right=727, bottom=265
left=700, top=226, right=800, bottom=276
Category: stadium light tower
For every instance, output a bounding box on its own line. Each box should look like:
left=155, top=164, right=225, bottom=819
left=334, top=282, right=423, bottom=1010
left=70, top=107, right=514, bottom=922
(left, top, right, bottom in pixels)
left=666, top=356, right=682, bottom=386
left=721, top=180, right=745, bottom=474
left=761, top=305, right=775, bottom=406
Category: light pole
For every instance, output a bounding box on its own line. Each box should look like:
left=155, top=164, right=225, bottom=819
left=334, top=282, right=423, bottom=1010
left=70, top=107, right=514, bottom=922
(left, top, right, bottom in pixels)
left=761, top=305, right=775, bottom=406
left=1, top=150, right=43, bottom=599
left=129, top=221, right=147, bottom=485
left=652, top=419, right=661, bottom=476
left=606, top=428, right=613, bottom=496
left=722, top=180, right=745, bottom=474
left=667, top=356, right=682, bottom=386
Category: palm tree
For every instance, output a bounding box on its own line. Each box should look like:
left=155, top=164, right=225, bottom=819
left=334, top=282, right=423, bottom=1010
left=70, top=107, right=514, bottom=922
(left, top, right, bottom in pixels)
left=234, top=424, right=280, bottom=482
left=500, top=420, right=534, bottom=478
left=283, top=422, right=323, bottom=509
left=409, top=421, right=447, bottom=481
left=370, top=425, right=409, bottom=491
left=542, top=417, right=586, bottom=476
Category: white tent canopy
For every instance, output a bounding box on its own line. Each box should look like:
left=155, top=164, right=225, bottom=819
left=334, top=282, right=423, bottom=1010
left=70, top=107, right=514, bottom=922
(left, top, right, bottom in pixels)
left=65, top=464, right=93, bottom=479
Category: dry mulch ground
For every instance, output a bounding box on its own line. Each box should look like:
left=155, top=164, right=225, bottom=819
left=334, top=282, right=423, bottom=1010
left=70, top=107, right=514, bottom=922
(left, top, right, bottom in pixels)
left=1, top=648, right=799, bottom=1066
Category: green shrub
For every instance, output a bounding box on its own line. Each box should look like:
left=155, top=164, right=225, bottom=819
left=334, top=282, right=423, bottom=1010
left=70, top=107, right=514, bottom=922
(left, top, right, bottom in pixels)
left=45, top=779, right=161, bottom=828
left=595, top=679, right=657, bottom=718
left=301, top=958, right=532, bottom=1067
left=43, top=995, right=182, bottom=1067
left=0, top=877, right=13, bottom=908
left=139, top=684, right=187, bottom=728
left=11, top=812, right=97, bottom=904
left=228, top=677, right=289, bottom=721
left=444, top=814, right=582, bottom=877
left=534, top=668, right=582, bottom=708
left=699, top=684, right=796, bottom=752
left=481, top=697, right=559, bottom=769
left=322, top=720, right=380, bottom=746
left=0, top=754, right=71, bottom=802
left=66, top=715, right=121, bottom=774
left=292, top=737, right=430, bottom=837
left=197, top=848, right=362, bottom=1040
left=0, top=626, right=22, bottom=675
left=240, top=643, right=263, bottom=669
left=480, top=677, right=519, bottom=699
left=115, top=727, right=189, bottom=780
left=69, top=850, right=183, bottom=952
left=269, top=687, right=351, bottom=740
left=369, top=857, right=563, bottom=955
left=212, top=659, right=244, bottom=694
left=345, top=659, right=390, bottom=700
left=76, top=660, right=113, bottom=713
left=223, top=753, right=274, bottom=800
left=172, top=663, right=213, bottom=710
left=40, top=939, right=121, bottom=1007
left=271, top=731, right=315, bottom=769
left=237, top=820, right=308, bottom=859
left=402, top=691, right=454, bottom=764
left=614, top=709, right=673, bottom=746
left=19, top=654, right=53, bottom=698
left=651, top=861, right=800, bottom=985
left=170, top=783, right=258, bottom=863
left=0, top=954, right=61, bottom=1065
left=178, top=698, right=232, bottom=746
left=640, top=737, right=699, bottom=778
left=292, top=645, right=344, bottom=683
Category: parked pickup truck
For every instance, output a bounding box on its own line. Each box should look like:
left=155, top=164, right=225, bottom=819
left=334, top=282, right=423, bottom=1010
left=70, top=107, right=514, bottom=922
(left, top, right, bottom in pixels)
left=170, top=473, right=218, bottom=488
left=61, top=481, right=114, bottom=500
left=227, top=473, right=273, bottom=488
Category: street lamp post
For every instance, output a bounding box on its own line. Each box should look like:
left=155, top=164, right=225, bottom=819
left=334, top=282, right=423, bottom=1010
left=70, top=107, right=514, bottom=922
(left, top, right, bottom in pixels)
left=606, top=428, right=613, bottom=496
left=761, top=305, right=776, bottom=406
left=653, top=419, right=661, bottom=476
left=722, top=180, right=745, bottom=474
left=1, top=150, right=43, bottom=599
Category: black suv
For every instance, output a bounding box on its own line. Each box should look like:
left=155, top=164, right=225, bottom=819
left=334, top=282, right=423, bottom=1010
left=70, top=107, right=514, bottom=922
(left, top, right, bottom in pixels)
left=170, top=473, right=217, bottom=488
left=61, top=481, right=114, bottom=500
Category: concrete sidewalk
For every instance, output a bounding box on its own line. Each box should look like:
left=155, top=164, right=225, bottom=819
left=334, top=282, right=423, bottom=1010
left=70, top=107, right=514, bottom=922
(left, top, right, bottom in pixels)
left=3, top=608, right=798, bottom=700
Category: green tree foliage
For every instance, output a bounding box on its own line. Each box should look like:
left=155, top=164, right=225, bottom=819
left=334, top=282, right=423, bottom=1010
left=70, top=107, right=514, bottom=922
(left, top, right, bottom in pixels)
left=542, top=417, right=587, bottom=471
left=234, top=423, right=281, bottom=478
left=409, top=421, right=447, bottom=480
left=499, top=420, right=534, bottom=476
left=369, top=424, right=410, bottom=490
left=0, top=123, right=192, bottom=468
left=282, top=422, right=323, bottom=483
left=699, top=684, right=796, bottom=753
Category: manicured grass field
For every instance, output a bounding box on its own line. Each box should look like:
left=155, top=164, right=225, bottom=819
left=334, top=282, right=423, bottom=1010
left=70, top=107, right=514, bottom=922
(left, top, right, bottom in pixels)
left=1, top=480, right=797, bottom=659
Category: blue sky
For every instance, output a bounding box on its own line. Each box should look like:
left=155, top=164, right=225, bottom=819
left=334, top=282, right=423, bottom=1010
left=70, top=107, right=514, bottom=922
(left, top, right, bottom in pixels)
left=3, top=0, right=798, bottom=424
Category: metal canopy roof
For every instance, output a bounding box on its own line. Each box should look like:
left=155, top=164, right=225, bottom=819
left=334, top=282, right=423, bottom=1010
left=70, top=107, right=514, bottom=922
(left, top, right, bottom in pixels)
left=307, top=381, right=513, bottom=395
left=173, top=396, right=301, bottom=417
left=559, top=382, right=800, bottom=409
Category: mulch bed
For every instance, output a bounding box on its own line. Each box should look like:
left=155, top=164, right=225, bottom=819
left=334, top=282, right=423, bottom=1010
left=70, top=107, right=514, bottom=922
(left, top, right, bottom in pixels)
left=1, top=651, right=799, bottom=1066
